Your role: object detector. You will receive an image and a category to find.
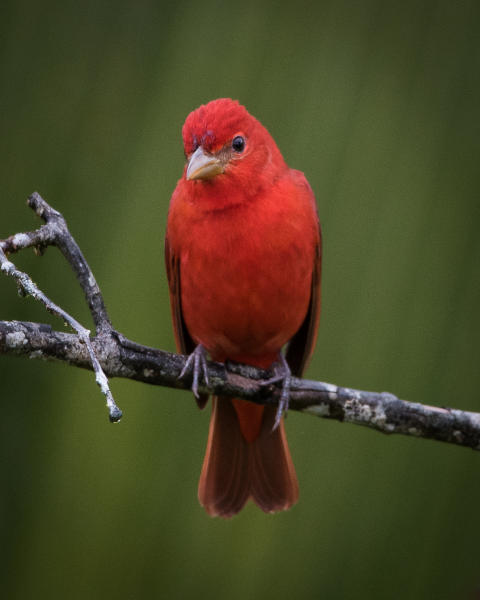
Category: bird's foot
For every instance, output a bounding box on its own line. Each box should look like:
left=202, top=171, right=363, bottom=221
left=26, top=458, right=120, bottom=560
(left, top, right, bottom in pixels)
left=179, top=344, right=209, bottom=400
left=260, top=353, right=292, bottom=430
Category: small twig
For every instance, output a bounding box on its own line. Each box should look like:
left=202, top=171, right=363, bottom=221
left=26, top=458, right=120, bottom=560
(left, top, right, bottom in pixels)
left=0, top=195, right=121, bottom=422
left=1, top=192, right=112, bottom=334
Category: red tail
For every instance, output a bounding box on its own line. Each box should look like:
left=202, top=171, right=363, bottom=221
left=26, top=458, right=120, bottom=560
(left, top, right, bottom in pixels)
left=198, top=397, right=299, bottom=518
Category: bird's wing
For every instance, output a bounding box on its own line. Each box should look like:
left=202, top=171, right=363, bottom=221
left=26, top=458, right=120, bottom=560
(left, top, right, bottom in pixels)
left=165, top=233, right=209, bottom=408
left=285, top=185, right=322, bottom=378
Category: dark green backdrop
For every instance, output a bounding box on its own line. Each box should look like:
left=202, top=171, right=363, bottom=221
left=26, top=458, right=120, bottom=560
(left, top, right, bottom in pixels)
left=1, top=1, right=479, bottom=598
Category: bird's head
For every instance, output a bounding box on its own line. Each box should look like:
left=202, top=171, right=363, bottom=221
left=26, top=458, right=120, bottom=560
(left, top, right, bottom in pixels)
left=181, top=99, right=286, bottom=195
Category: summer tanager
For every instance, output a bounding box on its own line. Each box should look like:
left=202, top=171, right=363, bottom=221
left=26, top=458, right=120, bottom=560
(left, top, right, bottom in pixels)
left=165, top=98, right=321, bottom=517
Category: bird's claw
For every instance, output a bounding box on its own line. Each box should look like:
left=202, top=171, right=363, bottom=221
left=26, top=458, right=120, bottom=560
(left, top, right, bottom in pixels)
left=260, top=353, right=292, bottom=430
left=179, top=344, right=209, bottom=399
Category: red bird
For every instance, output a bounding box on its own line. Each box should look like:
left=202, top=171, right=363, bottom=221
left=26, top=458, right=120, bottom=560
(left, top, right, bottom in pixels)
left=165, top=98, right=321, bottom=517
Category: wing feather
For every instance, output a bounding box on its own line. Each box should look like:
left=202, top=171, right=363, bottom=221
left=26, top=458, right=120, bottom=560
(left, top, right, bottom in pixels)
left=285, top=224, right=322, bottom=377
left=165, top=234, right=209, bottom=408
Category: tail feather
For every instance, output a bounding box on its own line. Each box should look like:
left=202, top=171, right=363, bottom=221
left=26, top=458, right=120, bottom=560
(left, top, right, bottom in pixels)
left=198, top=397, right=250, bottom=517
left=250, top=406, right=299, bottom=513
left=198, top=397, right=298, bottom=518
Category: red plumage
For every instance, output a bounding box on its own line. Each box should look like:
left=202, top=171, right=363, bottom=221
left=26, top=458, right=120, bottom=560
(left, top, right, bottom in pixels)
left=165, top=98, right=321, bottom=517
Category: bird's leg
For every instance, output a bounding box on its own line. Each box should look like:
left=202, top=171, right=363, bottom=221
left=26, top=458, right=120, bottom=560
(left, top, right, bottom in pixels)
left=260, top=353, right=292, bottom=430
left=179, top=344, right=209, bottom=399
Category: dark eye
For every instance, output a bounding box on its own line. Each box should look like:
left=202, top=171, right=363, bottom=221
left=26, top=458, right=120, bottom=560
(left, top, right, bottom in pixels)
left=232, top=136, right=245, bottom=153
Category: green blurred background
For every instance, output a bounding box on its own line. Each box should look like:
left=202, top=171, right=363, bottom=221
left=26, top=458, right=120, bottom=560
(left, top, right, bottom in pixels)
left=1, top=0, right=479, bottom=598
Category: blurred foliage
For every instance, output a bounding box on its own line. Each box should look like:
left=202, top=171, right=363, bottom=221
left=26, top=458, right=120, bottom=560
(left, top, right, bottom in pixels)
left=1, top=0, right=479, bottom=598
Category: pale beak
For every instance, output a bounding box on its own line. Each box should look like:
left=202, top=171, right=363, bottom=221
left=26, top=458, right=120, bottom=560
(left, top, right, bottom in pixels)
left=186, top=146, right=224, bottom=181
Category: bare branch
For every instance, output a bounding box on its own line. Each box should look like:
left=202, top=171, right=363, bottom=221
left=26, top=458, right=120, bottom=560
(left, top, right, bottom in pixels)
left=1, top=319, right=479, bottom=451
left=1, top=193, right=479, bottom=450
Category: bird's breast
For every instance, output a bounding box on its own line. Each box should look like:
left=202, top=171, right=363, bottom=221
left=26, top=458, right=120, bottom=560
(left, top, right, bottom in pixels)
left=172, top=189, right=317, bottom=366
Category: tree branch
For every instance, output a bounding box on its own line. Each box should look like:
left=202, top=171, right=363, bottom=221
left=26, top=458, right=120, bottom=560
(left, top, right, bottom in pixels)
left=1, top=193, right=479, bottom=451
